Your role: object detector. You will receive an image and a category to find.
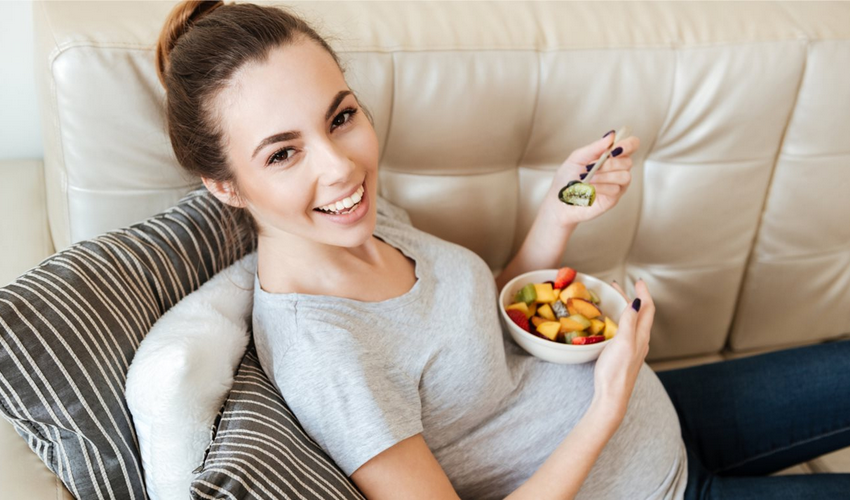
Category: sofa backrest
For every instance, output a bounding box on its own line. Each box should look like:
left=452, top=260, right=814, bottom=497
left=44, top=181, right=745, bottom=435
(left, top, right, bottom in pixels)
left=33, top=0, right=850, bottom=360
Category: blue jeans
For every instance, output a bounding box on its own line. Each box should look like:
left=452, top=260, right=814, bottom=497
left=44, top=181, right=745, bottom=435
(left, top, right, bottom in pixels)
left=655, top=338, right=850, bottom=499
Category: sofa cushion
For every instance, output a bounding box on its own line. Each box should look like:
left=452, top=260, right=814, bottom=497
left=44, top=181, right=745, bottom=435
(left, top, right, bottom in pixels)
left=0, top=188, right=255, bottom=499
left=190, top=346, right=365, bottom=500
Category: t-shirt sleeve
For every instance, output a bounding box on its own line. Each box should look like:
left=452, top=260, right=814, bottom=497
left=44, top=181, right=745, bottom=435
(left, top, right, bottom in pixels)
left=272, top=332, right=424, bottom=476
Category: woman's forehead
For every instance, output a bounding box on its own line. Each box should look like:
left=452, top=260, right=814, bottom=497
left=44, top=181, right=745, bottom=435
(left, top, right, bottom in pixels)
left=217, top=40, right=349, bottom=156
left=226, top=41, right=345, bottom=111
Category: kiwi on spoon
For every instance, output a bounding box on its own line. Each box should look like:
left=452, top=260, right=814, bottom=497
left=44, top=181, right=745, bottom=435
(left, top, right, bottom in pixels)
left=558, top=126, right=631, bottom=207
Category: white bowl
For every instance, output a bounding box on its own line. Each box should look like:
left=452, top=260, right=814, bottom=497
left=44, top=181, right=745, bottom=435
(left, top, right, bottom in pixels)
left=499, top=270, right=628, bottom=364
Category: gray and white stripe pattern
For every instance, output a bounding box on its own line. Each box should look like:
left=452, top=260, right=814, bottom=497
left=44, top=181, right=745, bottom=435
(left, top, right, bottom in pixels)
left=0, top=188, right=255, bottom=499
left=191, top=348, right=365, bottom=500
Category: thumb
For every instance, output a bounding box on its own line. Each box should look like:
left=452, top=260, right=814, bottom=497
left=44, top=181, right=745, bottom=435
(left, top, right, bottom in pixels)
left=571, top=130, right=616, bottom=165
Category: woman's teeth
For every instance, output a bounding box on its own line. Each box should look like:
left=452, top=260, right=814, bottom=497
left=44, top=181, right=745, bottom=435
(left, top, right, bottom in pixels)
left=316, top=185, right=364, bottom=214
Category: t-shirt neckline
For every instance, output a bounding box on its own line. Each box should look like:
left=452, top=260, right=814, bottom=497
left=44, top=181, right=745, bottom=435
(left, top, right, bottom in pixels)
left=254, top=223, right=426, bottom=310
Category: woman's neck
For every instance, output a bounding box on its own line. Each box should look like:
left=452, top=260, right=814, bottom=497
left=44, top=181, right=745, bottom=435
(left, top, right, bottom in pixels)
left=255, top=231, right=385, bottom=295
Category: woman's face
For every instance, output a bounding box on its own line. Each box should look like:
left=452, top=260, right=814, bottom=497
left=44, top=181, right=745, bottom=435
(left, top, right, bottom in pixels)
left=212, top=38, right=380, bottom=250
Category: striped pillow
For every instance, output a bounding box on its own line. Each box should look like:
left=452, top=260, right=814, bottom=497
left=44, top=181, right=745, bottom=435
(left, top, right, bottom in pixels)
left=191, top=346, right=365, bottom=500
left=0, top=188, right=255, bottom=499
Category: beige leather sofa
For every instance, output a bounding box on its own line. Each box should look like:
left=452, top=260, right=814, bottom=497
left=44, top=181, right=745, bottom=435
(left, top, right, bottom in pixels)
left=3, top=1, right=850, bottom=498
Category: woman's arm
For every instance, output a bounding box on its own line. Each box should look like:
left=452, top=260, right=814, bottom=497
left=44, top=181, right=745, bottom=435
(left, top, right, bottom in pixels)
left=495, top=131, right=639, bottom=291
left=495, top=206, right=578, bottom=292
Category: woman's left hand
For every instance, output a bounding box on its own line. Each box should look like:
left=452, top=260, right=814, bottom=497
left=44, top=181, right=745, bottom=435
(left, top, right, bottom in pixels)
left=544, top=131, right=641, bottom=228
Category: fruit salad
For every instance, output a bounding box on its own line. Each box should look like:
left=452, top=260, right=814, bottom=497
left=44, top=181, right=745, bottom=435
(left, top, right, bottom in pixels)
left=504, top=267, right=619, bottom=345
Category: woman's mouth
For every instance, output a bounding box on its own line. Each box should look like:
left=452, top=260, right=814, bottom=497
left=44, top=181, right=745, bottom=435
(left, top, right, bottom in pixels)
left=312, top=180, right=369, bottom=223
left=313, top=182, right=365, bottom=215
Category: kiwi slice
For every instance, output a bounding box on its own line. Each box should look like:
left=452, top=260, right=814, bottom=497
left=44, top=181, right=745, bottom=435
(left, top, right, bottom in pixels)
left=513, top=283, right=537, bottom=305
left=558, top=181, right=597, bottom=207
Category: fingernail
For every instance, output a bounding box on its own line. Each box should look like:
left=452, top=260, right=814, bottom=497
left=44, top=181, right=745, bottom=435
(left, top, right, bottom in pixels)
left=602, top=130, right=615, bottom=139
left=632, top=298, right=642, bottom=312
left=586, top=163, right=595, bottom=172
left=579, top=173, right=587, bottom=180
left=612, top=280, right=617, bottom=284
left=611, top=146, right=624, bottom=157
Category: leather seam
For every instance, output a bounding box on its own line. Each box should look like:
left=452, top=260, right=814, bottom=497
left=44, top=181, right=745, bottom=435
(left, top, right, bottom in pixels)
left=726, top=38, right=810, bottom=350
left=621, top=45, right=678, bottom=285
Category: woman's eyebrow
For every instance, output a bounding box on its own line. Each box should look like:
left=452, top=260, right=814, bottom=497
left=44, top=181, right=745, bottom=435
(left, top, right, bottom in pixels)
left=250, top=89, right=353, bottom=161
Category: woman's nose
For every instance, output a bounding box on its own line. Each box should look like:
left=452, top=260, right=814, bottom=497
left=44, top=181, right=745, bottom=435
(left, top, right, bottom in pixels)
left=314, top=138, right=356, bottom=185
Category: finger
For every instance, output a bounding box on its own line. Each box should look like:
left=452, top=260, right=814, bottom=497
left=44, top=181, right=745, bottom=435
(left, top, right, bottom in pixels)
left=633, top=280, right=655, bottom=345
left=588, top=183, right=621, bottom=197
left=587, top=170, right=631, bottom=186
left=571, top=131, right=617, bottom=165
left=616, top=296, right=641, bottom=343
left=598, top=157, right=633, bottom=172
left=610, top=281, right=629, bottom=301
left=610, top=136, right=641, bottom=158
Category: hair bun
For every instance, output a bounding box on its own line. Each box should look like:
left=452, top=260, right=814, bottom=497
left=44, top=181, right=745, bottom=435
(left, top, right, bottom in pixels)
left=155, top=0, right=225, bottom=88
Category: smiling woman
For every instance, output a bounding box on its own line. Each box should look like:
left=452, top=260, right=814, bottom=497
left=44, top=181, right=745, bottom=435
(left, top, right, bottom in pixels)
left=152, top=2, right=683, bottom=500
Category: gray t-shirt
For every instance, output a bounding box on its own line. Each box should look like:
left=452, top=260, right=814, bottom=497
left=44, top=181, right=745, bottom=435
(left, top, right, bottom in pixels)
left=252, top=195, right=687, bottom=499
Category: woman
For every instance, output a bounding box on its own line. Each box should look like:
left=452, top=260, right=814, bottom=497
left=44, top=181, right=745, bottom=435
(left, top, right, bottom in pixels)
left=155, top=2, right=850, bottom=499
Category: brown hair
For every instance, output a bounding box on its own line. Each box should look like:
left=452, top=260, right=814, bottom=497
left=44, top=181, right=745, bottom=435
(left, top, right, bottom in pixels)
left=155, top=0, right=369, bottom=244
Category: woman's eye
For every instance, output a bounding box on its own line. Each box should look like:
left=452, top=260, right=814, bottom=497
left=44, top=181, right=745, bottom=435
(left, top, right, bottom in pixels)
left=331, top=107, right=358, bottom=131
left=267, top=147, right=295, bottom=166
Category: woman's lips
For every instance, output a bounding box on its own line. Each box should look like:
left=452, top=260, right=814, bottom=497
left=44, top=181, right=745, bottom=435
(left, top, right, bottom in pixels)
left=313, top=181, right=369, bottom=224
left=313, top=180, right=366, bottom=211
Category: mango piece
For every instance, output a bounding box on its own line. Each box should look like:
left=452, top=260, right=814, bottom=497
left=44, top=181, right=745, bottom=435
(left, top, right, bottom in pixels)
left=560, top=282, right=592, bottom=302
left=506, top=301, right=530, bottom=318
left=603, top=316, right=618, bottom=340
left=559, top=314, right=591, bottom=333
left=536, top=321, right=561, bottom=341
left=566, top=298, right=602, bottom=319
left=531, top=315, right=549, bottom=328
left=533, top=283, right=557, bottom=303
left=588, top=318, right=605, bottom=336
left=537, top=303, right=555, bottom=321
left=528, top=302, right=538, bottom=317
left=553, top=288, right=562, bottom=298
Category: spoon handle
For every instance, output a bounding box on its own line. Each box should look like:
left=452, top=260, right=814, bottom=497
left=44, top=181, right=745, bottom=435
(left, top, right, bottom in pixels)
left=583, top=126, right=631, bottom=183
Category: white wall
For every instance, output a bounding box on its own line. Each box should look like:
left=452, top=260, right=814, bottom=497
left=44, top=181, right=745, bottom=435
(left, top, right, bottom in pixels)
left=0, top=0, right=43, bottom=161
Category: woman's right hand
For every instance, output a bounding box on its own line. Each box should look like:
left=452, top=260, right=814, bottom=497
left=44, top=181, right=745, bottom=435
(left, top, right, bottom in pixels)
left=591, top=279, right=655, bottom=422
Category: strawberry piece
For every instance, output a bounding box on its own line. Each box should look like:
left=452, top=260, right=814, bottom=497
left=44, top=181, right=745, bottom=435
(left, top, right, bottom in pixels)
left=571, top=334, right=605, bottom=345
left=506, top=309, right=531, bottom=333
left=554, top=266, right=577, bottom=289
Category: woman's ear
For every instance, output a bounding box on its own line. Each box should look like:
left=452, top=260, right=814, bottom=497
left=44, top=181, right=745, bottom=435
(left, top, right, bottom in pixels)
left=202, top=177, right=247, bottom=208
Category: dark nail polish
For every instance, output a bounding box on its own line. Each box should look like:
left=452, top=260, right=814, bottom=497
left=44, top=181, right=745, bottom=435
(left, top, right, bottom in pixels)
left=586, top=163, right=595, bottom=172
left=611, top=147, right=623, bottom=157
left=632, top=298, right=642, bottom=312
left=602, top=130, right=615, bottom=139
left=612, top=280, right=618, bottom=285
left=579, top=173, right=587, bottom=180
